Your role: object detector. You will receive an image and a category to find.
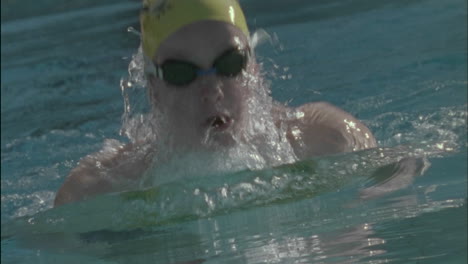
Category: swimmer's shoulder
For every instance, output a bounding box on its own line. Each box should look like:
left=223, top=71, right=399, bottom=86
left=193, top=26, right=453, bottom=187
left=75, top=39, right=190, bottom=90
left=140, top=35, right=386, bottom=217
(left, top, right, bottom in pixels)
left=281, top=102, right=377, bottom=158
left=54, top=140, right=154, bottom=207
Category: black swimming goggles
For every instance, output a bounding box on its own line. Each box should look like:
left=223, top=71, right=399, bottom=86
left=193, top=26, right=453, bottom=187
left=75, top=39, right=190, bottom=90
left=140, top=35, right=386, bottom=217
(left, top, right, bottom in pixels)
left=149, top=48, right=249, bottom=86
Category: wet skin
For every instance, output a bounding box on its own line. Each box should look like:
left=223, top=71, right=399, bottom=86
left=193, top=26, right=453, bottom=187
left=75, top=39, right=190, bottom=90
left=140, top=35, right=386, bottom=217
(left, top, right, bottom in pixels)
left=54, top=21, right=377, bottom=207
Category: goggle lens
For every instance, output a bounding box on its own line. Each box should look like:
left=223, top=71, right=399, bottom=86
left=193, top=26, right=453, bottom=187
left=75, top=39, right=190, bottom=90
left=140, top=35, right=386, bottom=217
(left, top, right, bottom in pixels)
left=161, top=61, right=198, bottom=86
left=156, top=48, right=248, bottom=87
left=214, top=49, right=247, bottom=77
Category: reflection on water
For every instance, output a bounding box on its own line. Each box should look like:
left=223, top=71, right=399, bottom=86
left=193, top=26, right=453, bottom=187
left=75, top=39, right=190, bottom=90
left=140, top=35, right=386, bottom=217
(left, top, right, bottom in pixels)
left=242, top=223, right=385, bottom=263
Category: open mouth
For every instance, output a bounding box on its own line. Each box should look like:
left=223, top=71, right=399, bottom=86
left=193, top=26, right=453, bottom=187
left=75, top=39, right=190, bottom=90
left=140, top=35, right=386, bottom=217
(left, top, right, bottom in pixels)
left=205, top=115, right=233, bottom=131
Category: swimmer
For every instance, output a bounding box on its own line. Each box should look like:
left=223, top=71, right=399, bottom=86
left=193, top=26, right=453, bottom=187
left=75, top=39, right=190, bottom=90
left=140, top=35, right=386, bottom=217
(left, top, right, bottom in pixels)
left=54, top=0, right=377, bottom=207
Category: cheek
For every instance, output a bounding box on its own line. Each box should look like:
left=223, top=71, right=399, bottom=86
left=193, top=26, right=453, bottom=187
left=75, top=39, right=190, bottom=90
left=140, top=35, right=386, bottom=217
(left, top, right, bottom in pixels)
left=224, top=79, right=249, bottom=109
left=160, top=87, right=200, bottom=120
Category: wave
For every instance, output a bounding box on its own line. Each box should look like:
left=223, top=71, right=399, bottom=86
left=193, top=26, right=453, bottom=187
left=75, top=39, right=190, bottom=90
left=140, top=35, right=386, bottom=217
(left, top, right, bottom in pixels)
left=2, top=143, right=440, bottom=239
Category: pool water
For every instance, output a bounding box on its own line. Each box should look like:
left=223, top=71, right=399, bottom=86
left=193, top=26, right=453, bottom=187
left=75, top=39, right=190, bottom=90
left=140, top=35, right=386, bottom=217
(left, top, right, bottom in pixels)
left=1, top=0, right=467, bottom=263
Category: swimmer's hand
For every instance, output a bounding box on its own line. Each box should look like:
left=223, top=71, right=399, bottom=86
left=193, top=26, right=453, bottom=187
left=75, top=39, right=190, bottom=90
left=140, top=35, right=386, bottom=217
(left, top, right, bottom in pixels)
left=359, top=157, right=430, bottom=200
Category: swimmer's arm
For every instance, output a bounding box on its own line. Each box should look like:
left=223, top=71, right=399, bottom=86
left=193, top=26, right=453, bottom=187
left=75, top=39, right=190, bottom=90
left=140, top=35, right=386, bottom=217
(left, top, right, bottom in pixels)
left=287, top=102, right=377, bottom=158
left=54, top=142, right=152, bottom=207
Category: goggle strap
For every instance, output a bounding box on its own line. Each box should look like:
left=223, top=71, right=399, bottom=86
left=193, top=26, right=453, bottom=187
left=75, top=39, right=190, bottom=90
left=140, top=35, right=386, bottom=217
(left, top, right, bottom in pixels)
left=143, top=53, right=165, bottom=80
left=156, top=67, right=164, bottom=79
left=143, top=54, right=157, bottom=76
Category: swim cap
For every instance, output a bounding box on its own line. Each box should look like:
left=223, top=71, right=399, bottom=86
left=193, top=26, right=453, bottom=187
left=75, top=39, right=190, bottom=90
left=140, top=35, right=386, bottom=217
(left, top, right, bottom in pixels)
left=140, top=0, right=250, bottom=59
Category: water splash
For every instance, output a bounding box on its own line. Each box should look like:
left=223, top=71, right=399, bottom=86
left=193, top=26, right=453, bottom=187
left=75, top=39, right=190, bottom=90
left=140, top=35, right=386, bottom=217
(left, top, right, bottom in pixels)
left=249, top=30, right=293, bottom=88
left=119, top=45, right=157, bottom=144
left=126, top=26, right=141, bottom=37
left=374, top=105, right=466, bottom=153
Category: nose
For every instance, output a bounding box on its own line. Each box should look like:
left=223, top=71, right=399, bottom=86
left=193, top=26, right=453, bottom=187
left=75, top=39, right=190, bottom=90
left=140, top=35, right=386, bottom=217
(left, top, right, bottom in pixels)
left=200, top=75, right=224, bottom=103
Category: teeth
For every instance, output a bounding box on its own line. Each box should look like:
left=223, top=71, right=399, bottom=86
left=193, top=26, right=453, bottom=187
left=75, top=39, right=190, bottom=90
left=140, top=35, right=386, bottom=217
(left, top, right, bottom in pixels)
left=212, top=116, right=225, bottom=128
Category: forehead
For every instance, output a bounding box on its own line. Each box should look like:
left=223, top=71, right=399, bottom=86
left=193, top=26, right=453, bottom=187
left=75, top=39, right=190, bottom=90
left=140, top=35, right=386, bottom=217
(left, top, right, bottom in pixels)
left=155, top=20, right=249, bottom=64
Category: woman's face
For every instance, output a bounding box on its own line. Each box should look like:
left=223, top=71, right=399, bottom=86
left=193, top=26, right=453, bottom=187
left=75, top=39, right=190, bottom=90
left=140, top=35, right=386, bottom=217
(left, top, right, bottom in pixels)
left=148, top=20, right=256, bottom=150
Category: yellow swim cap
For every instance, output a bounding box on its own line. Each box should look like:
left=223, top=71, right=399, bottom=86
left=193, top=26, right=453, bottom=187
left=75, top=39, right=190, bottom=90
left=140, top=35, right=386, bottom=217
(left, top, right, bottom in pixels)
left=140, top=0, right=250, bottom=59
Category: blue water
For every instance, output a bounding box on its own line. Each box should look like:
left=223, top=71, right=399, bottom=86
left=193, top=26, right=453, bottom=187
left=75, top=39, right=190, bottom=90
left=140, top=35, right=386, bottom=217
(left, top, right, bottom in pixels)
left=1, top=0, right=467, bottom=263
